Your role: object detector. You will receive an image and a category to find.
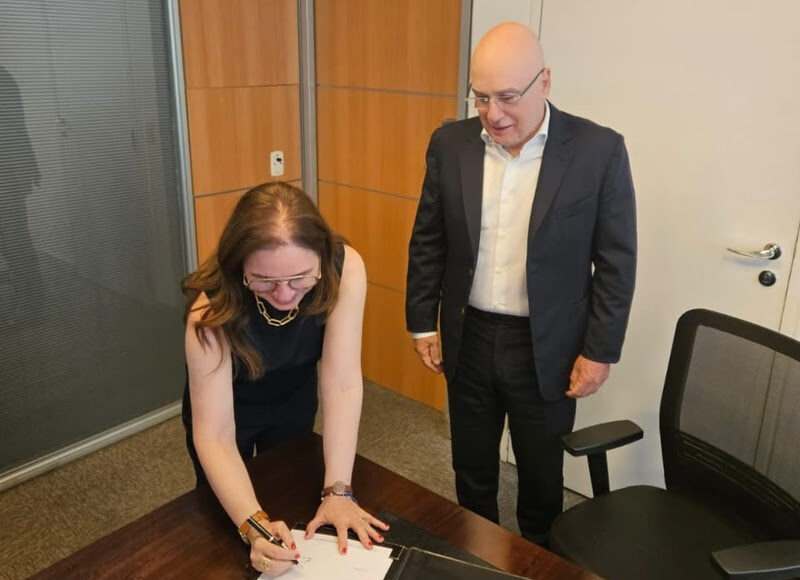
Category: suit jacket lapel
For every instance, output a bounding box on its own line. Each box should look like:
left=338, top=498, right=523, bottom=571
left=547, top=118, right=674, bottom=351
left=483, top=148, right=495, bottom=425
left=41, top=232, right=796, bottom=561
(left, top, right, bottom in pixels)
left=459, top=125, right=485, bottom=261
left=529, top=103, right=574, bottom=239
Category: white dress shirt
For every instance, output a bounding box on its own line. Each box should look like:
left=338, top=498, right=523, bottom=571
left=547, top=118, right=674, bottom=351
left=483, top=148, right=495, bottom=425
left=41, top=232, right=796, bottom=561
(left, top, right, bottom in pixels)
left=413, top=104, right=550, bottom=338
left=468, top=102, right=550, bottom=316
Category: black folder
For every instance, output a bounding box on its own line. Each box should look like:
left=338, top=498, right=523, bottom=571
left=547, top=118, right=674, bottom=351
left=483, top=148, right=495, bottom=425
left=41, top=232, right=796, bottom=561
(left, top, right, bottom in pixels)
left=386, top=546, right=529, bottom=580
left=378, top=512, right=528, bottom=580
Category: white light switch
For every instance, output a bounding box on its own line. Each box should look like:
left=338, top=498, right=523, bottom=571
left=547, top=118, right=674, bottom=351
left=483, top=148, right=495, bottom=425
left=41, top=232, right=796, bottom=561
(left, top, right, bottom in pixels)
left=270, top=150, right=284, bottom=177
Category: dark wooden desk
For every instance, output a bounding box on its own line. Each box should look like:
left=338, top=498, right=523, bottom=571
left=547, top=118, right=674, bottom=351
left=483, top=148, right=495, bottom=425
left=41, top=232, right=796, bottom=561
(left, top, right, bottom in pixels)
left=32, top=433, right=601, bottom=579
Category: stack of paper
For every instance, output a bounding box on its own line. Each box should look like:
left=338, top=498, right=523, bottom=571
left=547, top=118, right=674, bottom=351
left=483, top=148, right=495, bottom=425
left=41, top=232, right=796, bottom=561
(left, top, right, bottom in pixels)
left=258, top=529, right=395, bottom=580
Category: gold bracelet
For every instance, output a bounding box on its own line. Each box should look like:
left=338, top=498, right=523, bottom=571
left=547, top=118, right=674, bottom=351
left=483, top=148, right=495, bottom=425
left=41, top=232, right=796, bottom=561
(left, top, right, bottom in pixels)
left=237, top=509, right=269, bottom=545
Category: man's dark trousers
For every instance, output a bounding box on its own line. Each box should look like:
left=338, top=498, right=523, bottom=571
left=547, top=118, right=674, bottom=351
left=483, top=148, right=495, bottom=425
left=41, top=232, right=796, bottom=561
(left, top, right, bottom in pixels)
left=449, top=306, right=576, bottom=543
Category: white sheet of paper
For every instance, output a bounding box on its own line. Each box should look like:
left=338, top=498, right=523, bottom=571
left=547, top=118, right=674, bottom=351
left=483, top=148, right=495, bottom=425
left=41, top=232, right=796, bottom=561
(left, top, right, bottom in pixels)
left=257, top=529, right=394, bottom=580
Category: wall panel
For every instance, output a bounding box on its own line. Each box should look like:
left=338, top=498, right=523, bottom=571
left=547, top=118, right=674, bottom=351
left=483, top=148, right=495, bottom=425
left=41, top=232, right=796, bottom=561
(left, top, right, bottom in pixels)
left=317, top=88, right=455, bottom=197
left=363, top=284, right=447, bottom=410
left=316, top=0, right=460, bottom=93
left=180, top=0, right=298, bottom=88
left=318, top=183, right=417, bottom=291
left=187, top=86, right=301, bottom=195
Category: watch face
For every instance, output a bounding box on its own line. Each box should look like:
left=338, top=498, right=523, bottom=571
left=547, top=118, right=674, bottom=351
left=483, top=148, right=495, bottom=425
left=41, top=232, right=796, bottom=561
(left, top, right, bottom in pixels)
left=332, top=481, right=346, bottom=494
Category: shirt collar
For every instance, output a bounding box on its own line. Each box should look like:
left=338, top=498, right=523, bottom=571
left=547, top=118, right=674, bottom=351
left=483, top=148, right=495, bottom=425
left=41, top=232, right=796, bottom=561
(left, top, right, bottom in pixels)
left=481, top=100, right=550, bottom=157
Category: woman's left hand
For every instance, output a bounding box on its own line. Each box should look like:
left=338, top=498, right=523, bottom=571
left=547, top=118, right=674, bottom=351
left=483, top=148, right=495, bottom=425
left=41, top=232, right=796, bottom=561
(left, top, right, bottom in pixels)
left=305, top=496, right=390, bottom=554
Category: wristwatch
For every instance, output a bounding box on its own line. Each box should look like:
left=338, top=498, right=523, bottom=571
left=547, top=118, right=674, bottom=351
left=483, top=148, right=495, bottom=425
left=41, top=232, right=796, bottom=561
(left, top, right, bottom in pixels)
left=320, top=481, right=356, bottom=502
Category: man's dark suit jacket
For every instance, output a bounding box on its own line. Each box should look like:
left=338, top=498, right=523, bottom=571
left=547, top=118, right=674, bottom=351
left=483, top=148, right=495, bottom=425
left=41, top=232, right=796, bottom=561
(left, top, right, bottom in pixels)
left=406, top=103, right=637, bottom=401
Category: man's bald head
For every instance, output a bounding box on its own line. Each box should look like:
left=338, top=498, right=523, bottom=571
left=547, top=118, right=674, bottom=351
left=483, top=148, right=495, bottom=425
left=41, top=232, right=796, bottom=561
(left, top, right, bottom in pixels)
left=469, top=23, right=550, bottom=157
left=471, top=22, right=544, bottom=82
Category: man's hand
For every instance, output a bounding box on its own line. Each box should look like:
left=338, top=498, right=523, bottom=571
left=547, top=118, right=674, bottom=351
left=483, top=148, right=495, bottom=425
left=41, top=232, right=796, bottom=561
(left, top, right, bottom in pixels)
left=566, top=355, right=610, bottom=398
left=413, top=335, right=443, bottom=373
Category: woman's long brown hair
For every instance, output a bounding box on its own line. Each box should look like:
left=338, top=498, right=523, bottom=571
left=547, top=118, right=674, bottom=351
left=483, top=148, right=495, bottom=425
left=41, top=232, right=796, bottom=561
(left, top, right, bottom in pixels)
left=182, top=182, right=342, bottom=380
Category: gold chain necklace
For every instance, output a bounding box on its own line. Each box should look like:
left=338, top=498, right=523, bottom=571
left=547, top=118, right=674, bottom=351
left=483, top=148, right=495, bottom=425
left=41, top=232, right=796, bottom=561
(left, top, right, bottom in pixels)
left=254, top=294, right=299, bottom=327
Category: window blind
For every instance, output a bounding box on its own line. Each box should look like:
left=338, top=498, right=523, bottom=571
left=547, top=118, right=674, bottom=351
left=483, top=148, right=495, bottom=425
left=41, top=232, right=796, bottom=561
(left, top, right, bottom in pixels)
left=0, top=0, right=187, bottom=476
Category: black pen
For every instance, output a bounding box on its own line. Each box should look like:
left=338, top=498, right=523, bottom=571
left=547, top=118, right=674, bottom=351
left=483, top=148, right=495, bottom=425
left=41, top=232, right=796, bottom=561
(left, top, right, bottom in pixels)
left=246, top=517, right=300, bottom=566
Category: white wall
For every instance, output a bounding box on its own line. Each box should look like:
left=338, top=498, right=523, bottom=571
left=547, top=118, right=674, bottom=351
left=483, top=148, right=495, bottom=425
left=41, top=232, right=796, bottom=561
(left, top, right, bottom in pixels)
left=470, top=0, right=542, bottom=53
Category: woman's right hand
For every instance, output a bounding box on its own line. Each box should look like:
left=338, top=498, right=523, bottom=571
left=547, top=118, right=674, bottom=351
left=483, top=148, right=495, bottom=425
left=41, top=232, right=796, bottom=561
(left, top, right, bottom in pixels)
left=247, top=520, right=301, bottom=577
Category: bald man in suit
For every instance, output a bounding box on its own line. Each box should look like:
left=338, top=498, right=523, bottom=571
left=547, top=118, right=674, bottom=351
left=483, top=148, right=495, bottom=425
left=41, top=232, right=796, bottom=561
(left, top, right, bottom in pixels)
left=406, top=23, right=636, bottom=543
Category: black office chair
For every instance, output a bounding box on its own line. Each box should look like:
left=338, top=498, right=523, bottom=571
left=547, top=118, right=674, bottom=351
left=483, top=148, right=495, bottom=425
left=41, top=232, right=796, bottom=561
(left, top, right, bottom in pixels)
left=549, top=309, right=800, bottom=580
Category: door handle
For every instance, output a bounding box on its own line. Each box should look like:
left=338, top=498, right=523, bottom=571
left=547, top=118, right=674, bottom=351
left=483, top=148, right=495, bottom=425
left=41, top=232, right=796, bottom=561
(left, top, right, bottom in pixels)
left=726, top=242, right=781, bottom=260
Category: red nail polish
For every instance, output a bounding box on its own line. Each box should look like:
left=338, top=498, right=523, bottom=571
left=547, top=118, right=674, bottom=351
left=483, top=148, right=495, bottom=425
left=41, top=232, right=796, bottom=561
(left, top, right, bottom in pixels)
left=367, top=541, right=373, bottom=548
left=291, top=543, right=297, bottom=550
left=341, top=547, right=347, bottom=554
left=378, top=535, right=384, bottom=541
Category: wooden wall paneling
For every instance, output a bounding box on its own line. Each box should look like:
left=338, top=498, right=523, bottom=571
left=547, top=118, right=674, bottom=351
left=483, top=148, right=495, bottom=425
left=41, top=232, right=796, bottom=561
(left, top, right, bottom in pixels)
left=315, top=0, right=461, bottom=94
left=318, top=182, right=416, bottom=291
left=187, top=86, right=301, bottom=195
left=193, top=189, right=247, bottom=262
left=315, top=0, right=461, bottom=409
left=317, top=88, right=456, bottom=196
left=363, top=283, right=446, bottom=410
left=180, top=0, right=299, bottom=88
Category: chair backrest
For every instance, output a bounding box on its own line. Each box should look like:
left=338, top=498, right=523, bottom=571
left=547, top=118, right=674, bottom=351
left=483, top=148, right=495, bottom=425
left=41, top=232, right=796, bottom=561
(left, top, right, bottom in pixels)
left=659, top=309, right=800, bottom=539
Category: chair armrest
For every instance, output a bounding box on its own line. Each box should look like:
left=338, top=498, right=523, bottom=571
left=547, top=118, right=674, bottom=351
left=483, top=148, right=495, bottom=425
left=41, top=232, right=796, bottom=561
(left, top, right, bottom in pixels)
left=561, top=420, right=643, bottom=457
left=711, top=540, right=800, bottom=579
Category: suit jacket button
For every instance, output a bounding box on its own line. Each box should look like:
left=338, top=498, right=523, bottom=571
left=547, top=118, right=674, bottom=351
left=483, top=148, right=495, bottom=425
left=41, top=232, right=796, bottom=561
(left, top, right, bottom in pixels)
left=460, top=307, right=466, bottom=316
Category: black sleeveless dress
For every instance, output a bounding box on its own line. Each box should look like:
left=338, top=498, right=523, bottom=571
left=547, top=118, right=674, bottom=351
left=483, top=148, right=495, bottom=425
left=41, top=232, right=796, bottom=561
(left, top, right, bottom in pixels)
left=182, top=244, right=343, bottom=485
